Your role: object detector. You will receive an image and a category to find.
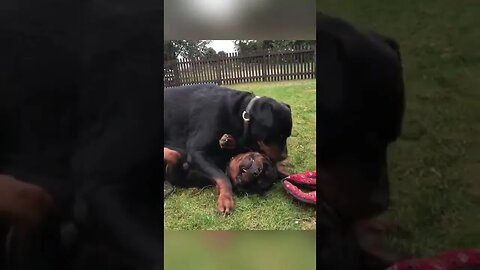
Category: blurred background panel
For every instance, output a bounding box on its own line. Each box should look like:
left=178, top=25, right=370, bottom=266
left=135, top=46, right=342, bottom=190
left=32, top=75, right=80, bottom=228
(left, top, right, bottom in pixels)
left=318, top=0, right=480, bottom=259
left=164, top=231, right=316, bottom=270
left=164, top=0, right=315, bottom=40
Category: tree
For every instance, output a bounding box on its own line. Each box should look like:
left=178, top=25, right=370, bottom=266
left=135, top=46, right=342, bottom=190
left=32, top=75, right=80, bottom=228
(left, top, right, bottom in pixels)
left=163, top=40, right=213, bottom=61
left=234, top=40, right=259, bottom=54
left=234, top=40, right=316, bottom=53
left=204, top=47, right=217, bottom=58
left=164, top=41, right=177, bottom=61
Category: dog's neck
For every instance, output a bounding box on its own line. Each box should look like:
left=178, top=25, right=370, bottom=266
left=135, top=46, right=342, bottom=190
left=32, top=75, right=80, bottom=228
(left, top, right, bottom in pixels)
left=237, top=94, right=260, bottom=148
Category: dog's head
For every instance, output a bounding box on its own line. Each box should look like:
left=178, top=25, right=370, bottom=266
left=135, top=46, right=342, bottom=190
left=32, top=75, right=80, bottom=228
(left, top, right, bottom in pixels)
left=226, top=152, right=278, bottom=195
left=247, top=97, right=292, bottom=162
left=316, top=14, right=405, bottom=220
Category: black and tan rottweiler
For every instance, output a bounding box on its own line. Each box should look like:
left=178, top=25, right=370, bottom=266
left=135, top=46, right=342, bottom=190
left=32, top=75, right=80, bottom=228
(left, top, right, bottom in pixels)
left=164, top=85, right=292, bottom=215
left=164, top=134, right=279, bottom=202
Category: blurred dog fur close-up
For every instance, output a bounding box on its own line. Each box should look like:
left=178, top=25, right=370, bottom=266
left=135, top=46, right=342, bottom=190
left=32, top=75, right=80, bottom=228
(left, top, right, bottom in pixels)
left=0, top=1, right=163, bottom=269
left=316, top=12, right=405, bottom=270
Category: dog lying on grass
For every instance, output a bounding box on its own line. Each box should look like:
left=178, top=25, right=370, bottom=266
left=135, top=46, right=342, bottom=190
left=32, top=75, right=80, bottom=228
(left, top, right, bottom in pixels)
left=164, top=134, right=279, bottom=215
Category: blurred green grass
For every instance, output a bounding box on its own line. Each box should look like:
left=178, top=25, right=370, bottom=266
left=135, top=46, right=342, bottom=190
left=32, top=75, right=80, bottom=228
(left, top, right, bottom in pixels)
left=164, top=80, right=316, bottom=230
left=164, top=231, right=316, bottom=270
left=319, top=0, right=480, bottom=257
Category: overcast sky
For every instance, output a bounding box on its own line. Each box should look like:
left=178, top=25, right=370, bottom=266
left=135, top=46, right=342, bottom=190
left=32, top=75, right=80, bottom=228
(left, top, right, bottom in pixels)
left=207, top=40, right=236, bottom=53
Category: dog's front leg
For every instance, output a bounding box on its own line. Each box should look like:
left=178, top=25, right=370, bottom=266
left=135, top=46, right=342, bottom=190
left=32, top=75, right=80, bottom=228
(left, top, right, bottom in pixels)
left=164, top=147, right=182, bottom=174
left=189, top=151, right=234, bottom=216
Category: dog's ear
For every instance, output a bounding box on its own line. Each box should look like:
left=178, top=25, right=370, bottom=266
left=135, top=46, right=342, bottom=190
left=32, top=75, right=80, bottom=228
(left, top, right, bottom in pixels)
left=368, top=32, right=405, bottom=142
left=282, top=102, right=291, bottom=111
left=381, top=36, right=405, bottom=142
left=382, top=36, right=402, bottom=62
left=251, top=101, right=274, bottom=139
left=317, top=25, right=345, bottom=113
left=317, top=19, right=348, bottom=150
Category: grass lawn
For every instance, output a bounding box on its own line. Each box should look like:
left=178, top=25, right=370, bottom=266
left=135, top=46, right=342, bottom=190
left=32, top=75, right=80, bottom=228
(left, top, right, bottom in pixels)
left=319, top=0, right=480, bottom=257
left=164, top=231, right=316, bottom=270
left=164, top=79, right=316, bottom=230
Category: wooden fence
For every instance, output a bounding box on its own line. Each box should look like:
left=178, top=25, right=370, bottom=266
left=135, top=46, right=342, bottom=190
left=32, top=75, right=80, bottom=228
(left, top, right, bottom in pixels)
left=164, top=46, right=316, bottom=88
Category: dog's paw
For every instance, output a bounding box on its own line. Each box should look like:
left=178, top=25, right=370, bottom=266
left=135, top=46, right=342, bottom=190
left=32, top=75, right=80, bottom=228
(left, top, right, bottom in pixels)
left=219, top=134, right=236, bottom=150
left=217, top=193, right=235, bottom=216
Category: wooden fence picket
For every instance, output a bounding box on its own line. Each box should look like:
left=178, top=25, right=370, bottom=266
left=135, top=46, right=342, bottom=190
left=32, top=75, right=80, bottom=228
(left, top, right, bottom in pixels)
left=164, top=46, right=316, bottom=87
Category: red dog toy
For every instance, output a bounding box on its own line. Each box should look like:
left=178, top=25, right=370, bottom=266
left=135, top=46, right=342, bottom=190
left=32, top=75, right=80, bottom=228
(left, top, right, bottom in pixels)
left=281, top=171, right=316, bottom=205
left=387, top=248, right=480, bottom=270
left=219, top=133, right=318, bottom=205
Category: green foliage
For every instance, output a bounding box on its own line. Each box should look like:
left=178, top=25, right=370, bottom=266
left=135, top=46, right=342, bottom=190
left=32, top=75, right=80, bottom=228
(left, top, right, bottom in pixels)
left=234, top=40, right=316, bottom=54
left=164, top=40, right=213, bottom=61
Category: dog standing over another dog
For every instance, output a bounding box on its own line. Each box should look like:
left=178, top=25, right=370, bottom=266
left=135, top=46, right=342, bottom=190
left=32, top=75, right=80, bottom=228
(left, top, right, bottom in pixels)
left=164, top=84, right=293, bottom=215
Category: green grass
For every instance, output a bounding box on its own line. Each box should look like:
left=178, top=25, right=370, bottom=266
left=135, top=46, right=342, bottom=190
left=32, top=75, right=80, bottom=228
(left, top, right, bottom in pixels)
left=164, top=79, right=316, bottom=230
left=319, top=0, right=480, bottom=257
left=164, top=231, right=316, bottom=270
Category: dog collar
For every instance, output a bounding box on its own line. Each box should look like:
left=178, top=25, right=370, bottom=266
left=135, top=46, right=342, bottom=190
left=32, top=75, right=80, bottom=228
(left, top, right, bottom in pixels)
left=240, top=95, right=260, bottom=147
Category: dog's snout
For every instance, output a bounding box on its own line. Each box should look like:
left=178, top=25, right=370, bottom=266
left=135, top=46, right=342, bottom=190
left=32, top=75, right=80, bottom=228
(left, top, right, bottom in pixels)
left=253, top=167, right=262, bottom=177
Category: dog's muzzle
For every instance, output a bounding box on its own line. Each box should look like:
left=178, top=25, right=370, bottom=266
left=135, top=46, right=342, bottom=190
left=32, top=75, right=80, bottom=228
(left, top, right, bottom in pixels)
left=238, top=155, right=263, bottom=181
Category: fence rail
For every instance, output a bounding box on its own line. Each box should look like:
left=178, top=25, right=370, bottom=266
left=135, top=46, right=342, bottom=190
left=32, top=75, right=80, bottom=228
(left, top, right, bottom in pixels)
left=164, top=46, right=316, bottom=88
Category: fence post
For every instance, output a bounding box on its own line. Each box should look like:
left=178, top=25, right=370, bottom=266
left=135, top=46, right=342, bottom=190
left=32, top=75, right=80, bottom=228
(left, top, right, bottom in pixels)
left=215, top=55, right=222, bottom=85
left=261, top=53, right=267, bottom=82
left=172, top=59, right=180, bottom=86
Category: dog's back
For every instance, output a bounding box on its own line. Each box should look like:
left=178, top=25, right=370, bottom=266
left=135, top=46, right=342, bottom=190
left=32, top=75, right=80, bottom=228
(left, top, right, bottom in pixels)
left=164, top=84, right=250, bottom=149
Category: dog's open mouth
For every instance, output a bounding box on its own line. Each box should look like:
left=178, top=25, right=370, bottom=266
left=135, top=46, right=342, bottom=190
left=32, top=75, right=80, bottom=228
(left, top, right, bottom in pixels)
left=226, top=152, right=276, bottom=195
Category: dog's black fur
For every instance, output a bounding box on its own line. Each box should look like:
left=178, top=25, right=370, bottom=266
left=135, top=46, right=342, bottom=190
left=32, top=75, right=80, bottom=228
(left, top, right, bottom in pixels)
left=316, top=13, right=405, bottom=270
left=317, top=12, right=405, bottom=222
left=164, top=84, right=292, bottom=214
left=0, top=1, right=162, bottom=269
